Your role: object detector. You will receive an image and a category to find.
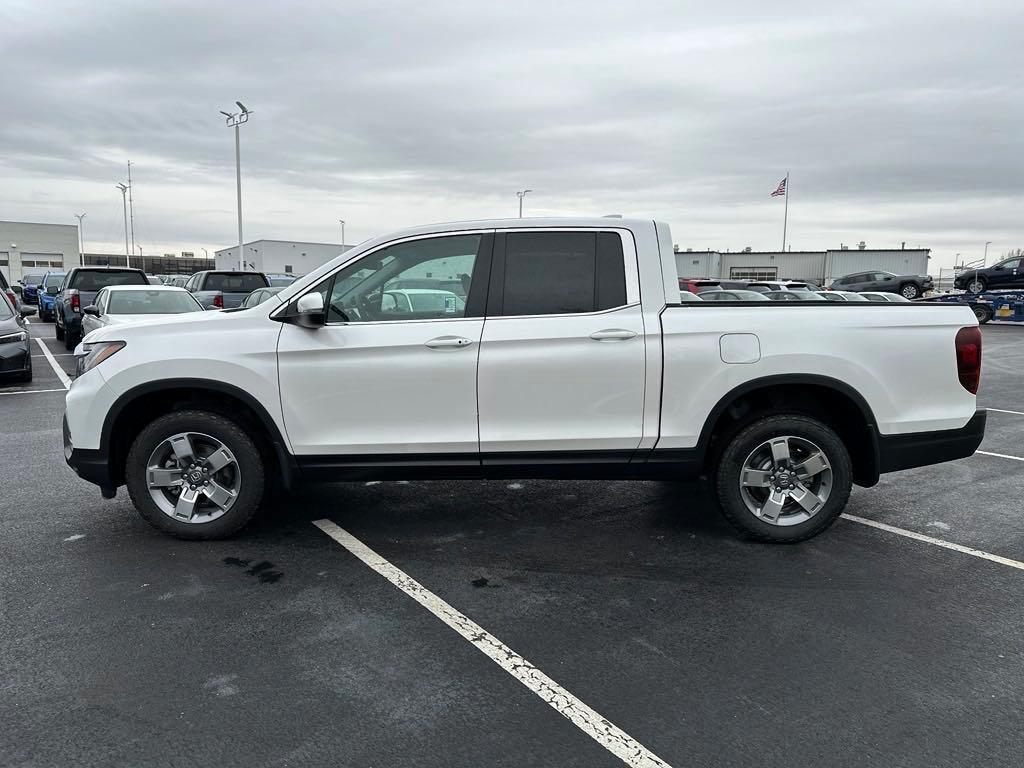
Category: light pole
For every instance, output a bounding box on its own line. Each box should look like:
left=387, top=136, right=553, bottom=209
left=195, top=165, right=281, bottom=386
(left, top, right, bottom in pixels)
left=339, top=219, right=346, bottom=245
left=983, top=241, right=992, bottom=265
left=201, top=248, right=209, bottom=259
left=127, top=160, right=136, bottom=257
left=221, top=101, right=252, bottom=271
left=116, top=183, right=131, bottom=267
left=516, top=189, right=532, bottom=218
left=74, top=213, right=86, bottom=266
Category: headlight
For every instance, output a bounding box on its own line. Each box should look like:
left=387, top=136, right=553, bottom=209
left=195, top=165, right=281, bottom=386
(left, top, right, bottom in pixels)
left=0, top=330, right=28, bottom=344
left=77, top=340, right=126, bottom=375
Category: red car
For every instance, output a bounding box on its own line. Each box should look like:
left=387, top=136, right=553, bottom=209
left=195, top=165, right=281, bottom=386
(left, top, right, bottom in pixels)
left=679, top=278, right=721, bottom=295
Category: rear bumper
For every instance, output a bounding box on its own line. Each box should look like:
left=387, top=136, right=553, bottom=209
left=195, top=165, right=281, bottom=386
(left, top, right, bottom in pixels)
left=877, top=409, right=986, bottom=474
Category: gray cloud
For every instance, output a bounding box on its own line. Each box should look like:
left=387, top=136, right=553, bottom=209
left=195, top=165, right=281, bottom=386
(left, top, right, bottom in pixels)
left=0, top=0, right=1021, bottom=266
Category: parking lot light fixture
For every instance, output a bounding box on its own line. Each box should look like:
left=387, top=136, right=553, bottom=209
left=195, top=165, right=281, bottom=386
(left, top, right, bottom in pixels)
left=222, top=102, right=253, bottom=271
left=74, top=213, right=86, bottom=266
left=516, top=189, right=532, bottom=218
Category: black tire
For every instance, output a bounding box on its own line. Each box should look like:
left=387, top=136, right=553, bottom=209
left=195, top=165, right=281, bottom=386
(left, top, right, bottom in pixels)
left=972, top=304, right=993, bottom=324
left=15, top=357, right=32, bottom=383
left=54, top=319, right=64, bottom=340
left=714, top=414, right=852, bottom=543
left=63, top=329, right=77, bottom=350
left=900, top=283, right=920, bottom=300
left=125, top=410, right=265, bottom=540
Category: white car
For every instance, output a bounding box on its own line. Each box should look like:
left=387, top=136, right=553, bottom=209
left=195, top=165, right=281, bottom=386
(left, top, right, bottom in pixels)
left=382, top=288, right=466, bottom=315
left=63, top=217, right=986, bottom=543
left=80, top=285, right=205, bottom=336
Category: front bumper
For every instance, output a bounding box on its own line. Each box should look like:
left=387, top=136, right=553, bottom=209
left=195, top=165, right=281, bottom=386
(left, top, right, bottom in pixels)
left=877, top=409, right=986, bottom=474
left=0, top=340, right=30, bottom=376
left=63, top=414, right=116, bottom=496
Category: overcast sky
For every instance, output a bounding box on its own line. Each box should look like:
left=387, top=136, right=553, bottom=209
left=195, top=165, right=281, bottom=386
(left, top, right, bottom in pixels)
left=1, top=0, right=1021, bottom=270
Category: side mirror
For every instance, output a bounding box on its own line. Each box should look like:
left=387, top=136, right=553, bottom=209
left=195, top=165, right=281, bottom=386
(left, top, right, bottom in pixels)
left=292, top=292, right=325, bottom=328
left=83, top=305, right=100, bottom=317
left=11, top=285, right=23, bottom=296
left=20, top=306, right=37, bottom=318
left=993, top=264, right=1004, bottom=270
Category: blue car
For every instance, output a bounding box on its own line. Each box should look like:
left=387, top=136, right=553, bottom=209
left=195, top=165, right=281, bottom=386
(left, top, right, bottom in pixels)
left=37, top=270, right=67, bottom=322
left=19, top=271, right=47, bottom=305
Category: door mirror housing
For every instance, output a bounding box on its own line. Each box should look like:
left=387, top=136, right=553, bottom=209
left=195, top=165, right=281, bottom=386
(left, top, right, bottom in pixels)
left=83, top=305, right=100, bottom=317
left=47, top=286, right=60, bottom=295
left=291, top=292, right=325, bottom=328
left=19, top=305, right=37, bottom=318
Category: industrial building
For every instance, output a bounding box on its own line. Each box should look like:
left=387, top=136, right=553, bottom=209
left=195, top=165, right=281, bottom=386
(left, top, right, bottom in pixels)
left=215, top=240, right=352, bottom=275
left=674, top=244, right=931, bottom=285
left=0, top=220, right=80, bottom=283
left=83, top=253, right=214, bottom=275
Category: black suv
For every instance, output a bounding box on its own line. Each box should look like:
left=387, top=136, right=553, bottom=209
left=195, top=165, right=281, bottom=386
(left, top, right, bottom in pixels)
left=54, top=267, right=149, bottom=349
left=831, top=271, right=933, bottom=299
left=954, top=257, right=1024, bottom=294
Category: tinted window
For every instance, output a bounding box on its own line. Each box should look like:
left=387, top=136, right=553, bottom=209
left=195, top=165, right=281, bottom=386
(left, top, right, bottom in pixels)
left=23, top=273, right=46, bottom=285
left=70, top=270, right=148, bottom=291
left=499, top=232, right=626, bottom=317
left=43, top=273, right=66, bottom=288
left=999, top=259, right=1020, bottom=270
left=0, top=292, right=13, bottom=320
left=204, top=273, right=269, bottom=292
left=107, top=290, right=204, bottom=314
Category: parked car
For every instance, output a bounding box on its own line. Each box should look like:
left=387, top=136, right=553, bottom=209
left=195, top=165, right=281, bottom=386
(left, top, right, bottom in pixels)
left=165, top=275, right=189, bottom=288
left=679, top=278, right=722, bottom=294
left=54, top=266, right=150, bottom=350
left=265, top=274, right=299, bottom=288
left=699, top=290, right=771, bottom=302
left=81, top=285, right=206, bottom=337
left=817, top=291, right=869, bottom=302
left=64, top=217, right=985, bottom=545
left=831, top=271, right=933, bottom=299
left=860, top=292, right=911, bottom=303
left=19, top=272, right=48, bottom=305
left=0, top=290, right=35, bottom=383
left=240, top=286, right=287, bottom=308
left=37, top=271, right=67, bottom=321
left=763, top=290, right=827, bottom=301
left=954, top=256, right=1023, bottom=293
left=746, top=280, right=816, bottom=292
left=186, top=271, right=271, bottom=309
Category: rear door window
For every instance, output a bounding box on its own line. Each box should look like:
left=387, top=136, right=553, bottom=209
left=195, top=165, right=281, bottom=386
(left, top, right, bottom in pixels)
left=494, top=232, right=627, bottom=316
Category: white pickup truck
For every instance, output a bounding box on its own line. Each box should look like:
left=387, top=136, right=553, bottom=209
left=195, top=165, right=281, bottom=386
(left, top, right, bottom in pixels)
left=64, top=218, right=986, bottom=543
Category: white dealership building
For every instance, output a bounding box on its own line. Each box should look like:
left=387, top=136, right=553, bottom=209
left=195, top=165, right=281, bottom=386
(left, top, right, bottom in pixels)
left=215, top=239, right=352, bottom=275
left=0, top=220, right=80, bottom=283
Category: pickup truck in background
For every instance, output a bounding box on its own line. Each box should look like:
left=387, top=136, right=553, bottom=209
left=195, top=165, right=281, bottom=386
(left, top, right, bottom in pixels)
left=63, top=218, right=985, bottom=543
left=54, top=266, right=150, bottom=350
left=185, top=270, right=270, bottom=309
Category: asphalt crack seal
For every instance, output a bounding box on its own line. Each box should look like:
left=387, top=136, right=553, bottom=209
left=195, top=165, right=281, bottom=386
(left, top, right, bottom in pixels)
left=313, top=519, right=671, bottom=768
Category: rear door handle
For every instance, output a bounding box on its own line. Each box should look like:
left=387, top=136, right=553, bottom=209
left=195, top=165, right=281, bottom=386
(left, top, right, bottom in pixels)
left=425, top=335, right=474, bottom=349
left=589, top=329, right=638, bottom=341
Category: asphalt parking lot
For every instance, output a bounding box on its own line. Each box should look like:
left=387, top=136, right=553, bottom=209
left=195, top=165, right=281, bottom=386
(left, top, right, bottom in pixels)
left=2, top=320, right=1022, bottom=768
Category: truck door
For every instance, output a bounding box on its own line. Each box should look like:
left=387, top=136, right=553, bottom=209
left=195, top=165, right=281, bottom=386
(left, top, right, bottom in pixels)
left=476, top=230, right=647, bottom=459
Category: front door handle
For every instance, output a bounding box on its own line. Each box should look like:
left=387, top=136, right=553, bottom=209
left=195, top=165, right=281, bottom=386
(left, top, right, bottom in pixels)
left=589, top=329, right=638, bottom=341
left=425, top=335, right=474, bottom=349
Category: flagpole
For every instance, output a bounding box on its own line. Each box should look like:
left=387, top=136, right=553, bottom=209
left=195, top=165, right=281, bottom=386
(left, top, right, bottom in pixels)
left=781, top=171, right=789, bottom=251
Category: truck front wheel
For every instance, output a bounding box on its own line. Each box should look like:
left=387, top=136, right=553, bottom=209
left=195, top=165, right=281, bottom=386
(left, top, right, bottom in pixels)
left=714, top=414, right=852, bottom=543
left=125, top=410, right=265, bottom=540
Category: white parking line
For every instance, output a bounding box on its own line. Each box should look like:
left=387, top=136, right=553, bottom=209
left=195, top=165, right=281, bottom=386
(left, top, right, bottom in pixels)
left=976, top=450, right=1024, bottom=462
left=313, top=519, right=672, bottom=768
left=0, top=388, right=67, bottom=397
left=988, top=408, right=1024, bottom=417
left=34, top=337, right=71, bottom=389
left=842, top=514, right=1024, bottom=572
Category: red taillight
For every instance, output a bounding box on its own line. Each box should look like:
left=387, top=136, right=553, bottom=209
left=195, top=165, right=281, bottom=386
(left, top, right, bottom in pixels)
left=955, top=326, right=982, bottom=394
left=213, top=293, right=224, bottom=308
left=70, top=293, right=81, bottom=312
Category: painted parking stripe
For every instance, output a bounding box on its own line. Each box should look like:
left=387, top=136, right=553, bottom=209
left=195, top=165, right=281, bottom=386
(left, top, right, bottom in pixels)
left=987, top=408, right=1024, bottom=417
left=842, top=514, right=1024, bottom=572
left=313, top=519, right=672, bottom=768
left=0, top=388, right=67, bottom=397
left=976, top=450, right=1024, bottom=462
left=34, top=337, right=71, bottom=389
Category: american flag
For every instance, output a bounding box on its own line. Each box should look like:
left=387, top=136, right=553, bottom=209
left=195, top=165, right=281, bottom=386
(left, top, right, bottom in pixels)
left=770, top=177, right=787, bottom=197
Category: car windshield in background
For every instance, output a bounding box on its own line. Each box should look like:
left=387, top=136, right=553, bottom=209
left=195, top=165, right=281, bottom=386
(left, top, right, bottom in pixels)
left=43, top=273, right=66, bottom=288
left=23, top=273, right=46, bottom=285
left=206, top=274, right=269, bottom=292
left=267, top=276, right=296, bottom=287
left=702, top=290, right=771, bottom=301
left=677, top=291, right=705, bottom=301
left=71, top=271, right=148, bottom=291
left=108, top=291, right=204, bottom=314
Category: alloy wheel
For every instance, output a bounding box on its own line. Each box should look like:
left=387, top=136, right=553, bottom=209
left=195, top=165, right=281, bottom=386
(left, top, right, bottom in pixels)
left=146, top=431, right=241, bottom=524
left=739, top=435, right=833, bottom=526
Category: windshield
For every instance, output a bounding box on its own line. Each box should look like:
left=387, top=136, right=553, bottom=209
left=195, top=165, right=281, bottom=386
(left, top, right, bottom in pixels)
left=71, top=270, right=148, bottom=291
left=43, top=273, right=66, bottom=288
left=107, top=290, right=204, bottom=314
left=205, top=273, right=269, bottom=292
left=267, top=275, right=297, bottom=287
left=23, top=273, right=46, bottom=285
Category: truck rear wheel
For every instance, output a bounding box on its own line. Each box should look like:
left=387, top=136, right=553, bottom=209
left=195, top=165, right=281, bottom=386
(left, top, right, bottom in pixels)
left=54, top=320, right=64, bottom=340
left=125, top=410, right=264, bottom=540
left=714, top=414, right=852, bottom=543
